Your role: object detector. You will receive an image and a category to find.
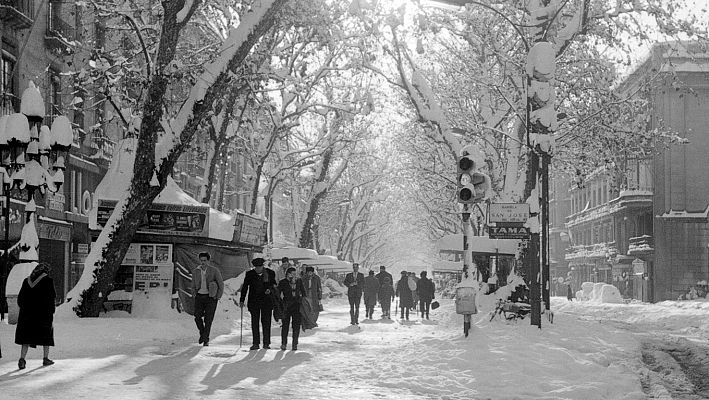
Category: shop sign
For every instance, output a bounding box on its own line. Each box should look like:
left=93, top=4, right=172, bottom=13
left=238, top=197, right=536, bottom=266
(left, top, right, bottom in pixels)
left=38, top=222, right=71, bottom=241
left=632, top=258, right=646, bottom=275
left=489, top=203, right=530, bottom=223
left=97, top=200, right=209, bottom=237
left=47, top=192, right=66, bottom=212
left=489, top=225, right=531, bottom=239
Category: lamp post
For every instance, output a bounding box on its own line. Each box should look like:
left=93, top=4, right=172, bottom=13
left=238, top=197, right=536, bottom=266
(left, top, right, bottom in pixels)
left=0, top=81, right=70, bottom=313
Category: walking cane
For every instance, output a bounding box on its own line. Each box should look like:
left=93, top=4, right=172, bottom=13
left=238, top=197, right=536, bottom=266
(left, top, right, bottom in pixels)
left=239, top=306, right=244, bottom=348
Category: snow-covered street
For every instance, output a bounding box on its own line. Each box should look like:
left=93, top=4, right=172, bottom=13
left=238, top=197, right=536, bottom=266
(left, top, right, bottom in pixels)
left=2, top=297, right=708, bottom=399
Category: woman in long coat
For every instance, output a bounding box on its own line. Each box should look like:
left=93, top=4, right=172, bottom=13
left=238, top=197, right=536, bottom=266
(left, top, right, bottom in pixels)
left=15, top=262, right=56, bottom=369
left=395, top=271, right=414, bottom=320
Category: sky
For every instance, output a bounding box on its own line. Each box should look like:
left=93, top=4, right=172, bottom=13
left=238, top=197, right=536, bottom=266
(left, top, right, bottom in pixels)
left=1, top=277, right=708, bottom=399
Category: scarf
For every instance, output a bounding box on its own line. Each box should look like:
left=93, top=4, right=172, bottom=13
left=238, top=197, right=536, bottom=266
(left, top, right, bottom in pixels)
left=27, top=273, right=47, bottom=288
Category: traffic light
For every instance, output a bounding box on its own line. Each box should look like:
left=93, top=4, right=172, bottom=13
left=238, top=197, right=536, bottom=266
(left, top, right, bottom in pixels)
left=457, top=151, right=490, bottom=204
left=526, top=41, right=557, bottom=153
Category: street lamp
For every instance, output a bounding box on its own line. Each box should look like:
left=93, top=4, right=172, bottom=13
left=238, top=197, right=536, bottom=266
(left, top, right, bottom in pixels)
left=0, top=81, right=71, bottom=314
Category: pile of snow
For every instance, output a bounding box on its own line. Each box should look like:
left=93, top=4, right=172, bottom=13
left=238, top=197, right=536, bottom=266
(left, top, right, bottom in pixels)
left=323, top=278, right=346, bottom=297
left=574, top=281, right=623, bottom=304
left=5, top=262, right=37, bottom=296
left=594, top=284, right=623, bottom=304
left=576, top=281, right=595, bottom=300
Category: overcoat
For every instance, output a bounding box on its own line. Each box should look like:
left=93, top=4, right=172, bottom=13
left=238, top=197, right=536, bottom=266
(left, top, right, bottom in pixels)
left=396, top=277, right=414, bottom=308
left=15, top=274, right=56, bottom=347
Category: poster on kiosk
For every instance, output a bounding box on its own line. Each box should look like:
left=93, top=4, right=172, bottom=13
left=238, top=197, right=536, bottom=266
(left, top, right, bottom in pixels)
left=122, top=243, right=174, bottom=318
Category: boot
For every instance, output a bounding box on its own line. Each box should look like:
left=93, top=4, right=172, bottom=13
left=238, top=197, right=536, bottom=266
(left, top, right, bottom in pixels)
left=43, top=358, right=54, bottom=366
left=18, top=358, right=26, bottom=370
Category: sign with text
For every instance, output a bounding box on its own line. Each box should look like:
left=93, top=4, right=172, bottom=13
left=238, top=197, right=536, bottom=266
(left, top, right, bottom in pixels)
left=97, top=199, right=209, bottom=237
left=489, top=203, right=530, bottom=223
left=489, top=225, right=531, bottom=239
left=133, top=264, right=173, bottom=292
left=238, top=214, right=268, bottom=247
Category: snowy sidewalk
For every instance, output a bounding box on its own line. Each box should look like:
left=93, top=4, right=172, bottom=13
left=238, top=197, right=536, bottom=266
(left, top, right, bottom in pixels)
left=3, top=297, right=704, bottom=399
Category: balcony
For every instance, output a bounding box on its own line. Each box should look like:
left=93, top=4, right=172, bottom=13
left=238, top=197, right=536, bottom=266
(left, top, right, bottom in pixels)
left=0, top=0, right=34, bottom=30
left=565, top=242, right=617, bottom=262
left=45, top=2, right=75, bottom=55
left=627, top=235, right=654, bottom=256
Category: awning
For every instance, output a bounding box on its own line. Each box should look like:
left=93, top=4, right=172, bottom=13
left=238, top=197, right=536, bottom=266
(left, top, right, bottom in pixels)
left=436, top=234, right=519, bottom=256
left=301, top=255, right=351, bottom=270
left=264, top=246, right=319, bottom=262
left=432, top=260, right=463, bottom=273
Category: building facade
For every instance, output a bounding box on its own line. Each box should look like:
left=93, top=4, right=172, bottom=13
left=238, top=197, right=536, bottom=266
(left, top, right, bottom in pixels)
left=561, top=42, right=709, bottom=302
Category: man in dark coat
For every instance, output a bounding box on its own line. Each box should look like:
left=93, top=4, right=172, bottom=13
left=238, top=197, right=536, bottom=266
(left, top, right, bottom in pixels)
left=416, top=271, right=436, bottom=320
left=239, top=258, right=277, bottom=350
left=396, top=270, right=414, bottom=320
left=191, top=251, right=224, bottom=346
left=375, top=266, right=393, bottom=318
left=343, top=263, right=365, bottom=325
left=378, top=276, right=395, bottom=319
left=15, top=262, right=56, bottom=369
left=363, top=270, right=380, bottom=320
left=277, top=267, right=306, bottom=351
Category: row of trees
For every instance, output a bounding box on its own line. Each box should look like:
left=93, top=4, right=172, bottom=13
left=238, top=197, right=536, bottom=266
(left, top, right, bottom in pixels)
left=63, top=0, right=708, bottom=316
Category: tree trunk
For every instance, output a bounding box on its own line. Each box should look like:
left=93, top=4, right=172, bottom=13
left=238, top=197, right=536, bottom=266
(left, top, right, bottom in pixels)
left=298, top=148, right=333, bottom=248
left=72, top=0, right=291, bottom=316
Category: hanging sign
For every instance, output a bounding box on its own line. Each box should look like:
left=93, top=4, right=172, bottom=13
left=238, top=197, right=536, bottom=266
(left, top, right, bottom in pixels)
left=97, top=199, right=209, bottom=237
left=489, top=203, right=530, bottom=223
left=489, top=225, right=531, bottom=239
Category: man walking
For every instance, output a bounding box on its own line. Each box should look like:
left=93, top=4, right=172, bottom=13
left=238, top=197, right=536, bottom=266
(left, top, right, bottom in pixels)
left=417, top=271, right=436, bottom=320
left=375, top=266, right=393, bottom=317
left=192, top=252, right=224, bottom=346
left=343, top=263, right=365, bottom=325
left=275, top=257, right=291, bottom=283
left=363, top=270, right=379, bottom=320
left=278, top=267, right=306, bottom=351
left=239, top=258, right=277, bottom=350
left=396, top=271, right=414, bottom=320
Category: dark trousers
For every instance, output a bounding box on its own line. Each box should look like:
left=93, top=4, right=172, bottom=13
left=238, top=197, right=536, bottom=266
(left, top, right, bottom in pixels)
left=381, top=299, right=391, bottom=316
left=348, top=295, right=361, bottom=324
left=194, top=294, right=218, bottom=342
left=249, top=307, right=273, bottom=346
left=281, top=310, right=301, bottom=346
left=400, top=306, right=410, bottom=320
left=420, top=300, right=431, bottom=318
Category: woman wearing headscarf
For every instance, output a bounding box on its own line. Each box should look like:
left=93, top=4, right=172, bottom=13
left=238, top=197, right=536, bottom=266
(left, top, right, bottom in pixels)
left=15, top=262, right=56, bottom=369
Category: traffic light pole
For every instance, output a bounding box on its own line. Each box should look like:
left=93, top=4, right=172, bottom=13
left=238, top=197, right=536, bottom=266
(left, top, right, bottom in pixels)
left=541, top=152, right=550, bottom=312
left=462, top=203, right=472, bottom=277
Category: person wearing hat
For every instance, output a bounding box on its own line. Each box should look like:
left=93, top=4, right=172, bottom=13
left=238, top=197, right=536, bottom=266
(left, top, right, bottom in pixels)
left=375, top=266, right=393, bottom=317
left=192, top=252, right=224, bottom=346
left=417, top=271, right=436, bottom=320
left=395, top=271, right=414, bottom=320
left=239, top=257, right=277, bottom=350
left=275, top=257, right=291, bottom=283
left=343, top=263, right=365, bottom=325
left=363, top=270, right=380, bottom=320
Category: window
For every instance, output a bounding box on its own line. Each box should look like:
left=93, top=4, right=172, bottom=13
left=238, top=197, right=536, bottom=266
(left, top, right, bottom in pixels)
left=1, top=55, right=17, bottom=115
left=48, top=69, right=62, bottom=119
